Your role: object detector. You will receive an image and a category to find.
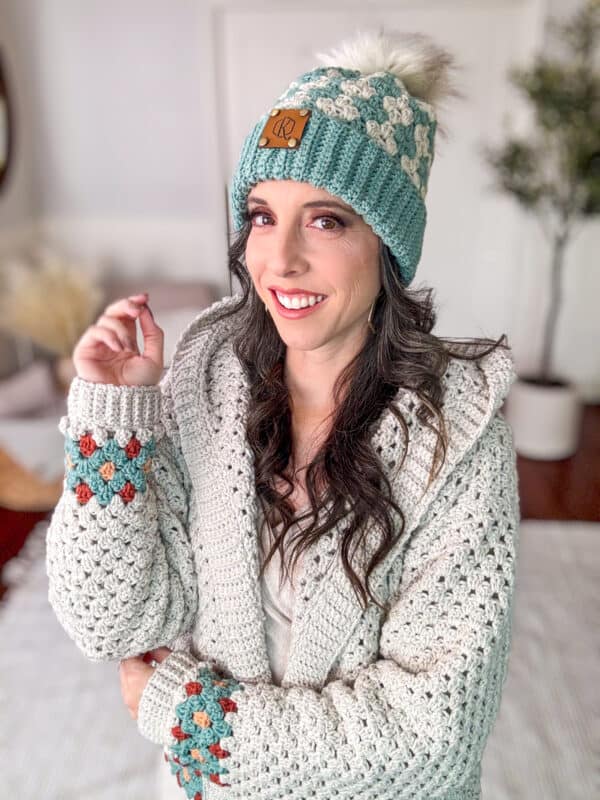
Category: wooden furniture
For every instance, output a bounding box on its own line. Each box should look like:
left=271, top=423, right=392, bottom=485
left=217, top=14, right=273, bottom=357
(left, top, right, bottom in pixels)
left=0, top=507, right=49, bottom=600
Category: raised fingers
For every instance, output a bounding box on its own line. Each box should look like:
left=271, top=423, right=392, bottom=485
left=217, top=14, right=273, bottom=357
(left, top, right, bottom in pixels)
left=96, top=314, right=139, bottom=352
left=137, top=305, right=164, bottom=366
left=102, top=296, right=147, bottom=321
left=84, top=324, right=126, bottom=353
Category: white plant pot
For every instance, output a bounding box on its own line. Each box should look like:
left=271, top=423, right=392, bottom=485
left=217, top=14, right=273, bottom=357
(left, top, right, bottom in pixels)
left=504, top=377, right=582, bottom=460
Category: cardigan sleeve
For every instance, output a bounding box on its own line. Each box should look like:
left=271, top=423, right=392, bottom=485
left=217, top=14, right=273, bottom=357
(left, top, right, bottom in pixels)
left=135, top=414, right=520, bottom=799
left=45, top=369, right=198, bottom=662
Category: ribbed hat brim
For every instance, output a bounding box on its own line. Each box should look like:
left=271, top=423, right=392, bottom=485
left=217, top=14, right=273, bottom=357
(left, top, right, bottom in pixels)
left=229, top=109, right=426, bottom=286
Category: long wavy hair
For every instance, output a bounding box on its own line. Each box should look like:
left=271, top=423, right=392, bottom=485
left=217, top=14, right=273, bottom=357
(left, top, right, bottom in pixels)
left=212, top=220, right=509, bottom=613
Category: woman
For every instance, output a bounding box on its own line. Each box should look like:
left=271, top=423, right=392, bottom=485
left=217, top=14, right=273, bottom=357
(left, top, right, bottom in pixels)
left=46, top=30, right=520, bottom=800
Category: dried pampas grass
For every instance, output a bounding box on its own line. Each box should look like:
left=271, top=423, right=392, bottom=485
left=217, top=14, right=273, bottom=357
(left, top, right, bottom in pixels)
left=0, top=244, right=103, bottom=357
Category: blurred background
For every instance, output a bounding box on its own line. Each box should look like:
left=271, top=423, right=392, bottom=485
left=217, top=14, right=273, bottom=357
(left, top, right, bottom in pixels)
left=0, top=1, right=597, bottom=799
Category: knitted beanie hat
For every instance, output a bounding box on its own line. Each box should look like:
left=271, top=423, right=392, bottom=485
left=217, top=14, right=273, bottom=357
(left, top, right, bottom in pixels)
left=229, top=30, right=458, bottom=286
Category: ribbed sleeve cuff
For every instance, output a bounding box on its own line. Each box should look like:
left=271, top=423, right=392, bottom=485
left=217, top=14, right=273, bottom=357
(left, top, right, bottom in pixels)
left=67, top=376, right=162, bottom=431
left=137, top=650, right=204, bottom=746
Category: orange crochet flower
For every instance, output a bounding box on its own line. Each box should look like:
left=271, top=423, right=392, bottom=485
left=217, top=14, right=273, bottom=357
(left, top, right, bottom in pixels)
left=98, top=461, right=116, bottom=481
left=79, top=434, right=97, bottom=457
left=118, top=481, right=136, bottom=503
left=75, top=483, right=94, bottom=504
left=125, top=436, right=142, bottom=459
left=218, top=697, right=238, bottom=713
left=171, top=726, right=189, bottom=742
left=192, top=711, right=212, bottom=728
left=208, top=743, right=230, bottom=759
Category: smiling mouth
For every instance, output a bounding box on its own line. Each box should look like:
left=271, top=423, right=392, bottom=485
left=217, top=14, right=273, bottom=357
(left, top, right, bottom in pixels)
left=270, top=289, right=327, bottom=310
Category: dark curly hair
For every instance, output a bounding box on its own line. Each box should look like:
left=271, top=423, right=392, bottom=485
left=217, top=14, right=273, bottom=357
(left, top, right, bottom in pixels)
left=210, top=220, right=509, bottom=613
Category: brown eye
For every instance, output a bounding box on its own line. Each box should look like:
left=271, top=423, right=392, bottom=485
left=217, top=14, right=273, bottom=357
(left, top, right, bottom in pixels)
left=313, top=215, right=344, bottom=231
left=249, top=211, right=272, bottom=226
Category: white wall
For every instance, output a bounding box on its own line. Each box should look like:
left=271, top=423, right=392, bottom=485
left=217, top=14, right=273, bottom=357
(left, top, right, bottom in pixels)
left=0, top=0, right=37, bottom=246
left=37, top=0, right=229, bottom=290
left=1, top=0, right=229, bottom=290
left=219, top=1, right=538, bottom=332
left=0, top=0, right=598, bottom=396
left=216, top=0, right=600, bottom=399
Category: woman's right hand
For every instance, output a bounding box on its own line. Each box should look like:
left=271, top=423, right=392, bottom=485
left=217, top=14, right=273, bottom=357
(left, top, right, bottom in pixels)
left=72, top=292, right=164, bottom=386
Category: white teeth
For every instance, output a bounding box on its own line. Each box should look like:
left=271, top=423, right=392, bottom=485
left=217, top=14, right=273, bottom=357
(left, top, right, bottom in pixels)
left=275, top=292, right=325, bottom=310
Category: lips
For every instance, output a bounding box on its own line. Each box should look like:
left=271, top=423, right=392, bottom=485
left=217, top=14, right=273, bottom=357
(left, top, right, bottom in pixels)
left=270, top=288, right=325, bottom=307
left=269, top=288, right=327, bottom=317
left=268, top=286, right=325, bottom=297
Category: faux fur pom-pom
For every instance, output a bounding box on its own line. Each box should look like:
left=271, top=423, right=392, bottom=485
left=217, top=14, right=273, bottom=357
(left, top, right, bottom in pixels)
left=315, top=29, right=462, bottom=132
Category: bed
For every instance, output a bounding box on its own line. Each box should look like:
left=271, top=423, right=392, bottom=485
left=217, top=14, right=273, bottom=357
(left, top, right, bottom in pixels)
left=0, top=280, right=596, bottom=798
left=0, top=517, right=596, bottom=799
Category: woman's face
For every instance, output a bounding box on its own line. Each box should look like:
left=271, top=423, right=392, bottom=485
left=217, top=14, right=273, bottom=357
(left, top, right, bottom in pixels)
left=244, top=180, right=381, bottom=354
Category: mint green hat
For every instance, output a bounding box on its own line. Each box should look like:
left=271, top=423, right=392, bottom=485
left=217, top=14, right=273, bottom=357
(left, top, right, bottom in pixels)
left=229, top=31, right=456, bottom=286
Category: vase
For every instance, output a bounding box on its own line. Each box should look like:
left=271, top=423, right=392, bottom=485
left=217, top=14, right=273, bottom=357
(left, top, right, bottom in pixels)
left=504, top=376, right=583, bottom=460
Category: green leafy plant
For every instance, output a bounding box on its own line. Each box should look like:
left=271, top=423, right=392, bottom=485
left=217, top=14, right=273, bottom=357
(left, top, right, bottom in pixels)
left=483, top=0, right=600, bottom=383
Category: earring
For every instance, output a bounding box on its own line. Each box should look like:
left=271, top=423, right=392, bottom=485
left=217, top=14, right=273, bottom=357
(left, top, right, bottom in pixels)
left=367, top=299, right=377, bottom=334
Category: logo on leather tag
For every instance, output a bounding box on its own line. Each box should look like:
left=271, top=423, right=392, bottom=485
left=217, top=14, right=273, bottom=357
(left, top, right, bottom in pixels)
left=258, top=108, right=311, bottom=149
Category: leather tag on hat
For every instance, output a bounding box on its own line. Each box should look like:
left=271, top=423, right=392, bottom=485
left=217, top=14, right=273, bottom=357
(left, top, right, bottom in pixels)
left=258, top=108, right=311, bottom=149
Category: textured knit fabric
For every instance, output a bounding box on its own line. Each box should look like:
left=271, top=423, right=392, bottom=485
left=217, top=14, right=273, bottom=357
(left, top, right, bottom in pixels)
left=163, top=665, right=244, bottom=794
left=46, top=294, right=521, bottom=800
left=229, top=65, right=436, bottom=286
left=64, top=428, right=156, bottom=506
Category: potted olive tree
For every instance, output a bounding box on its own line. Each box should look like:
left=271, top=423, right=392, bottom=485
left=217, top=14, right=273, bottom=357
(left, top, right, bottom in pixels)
left=483, top=0, right=600, bottom=459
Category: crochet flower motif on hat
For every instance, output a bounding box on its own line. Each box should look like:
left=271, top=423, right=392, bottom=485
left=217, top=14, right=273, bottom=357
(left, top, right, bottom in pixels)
left=340, top=76, right=377, bottom=99
left=277, top=66, right=436, bottom=198
left=401, top=124, right=434, bottom=197
left=279, top=68, right=342, bottom=104
left=315, top=93, right=361, bottom=121
left=229, top=29, right=460, bottom=286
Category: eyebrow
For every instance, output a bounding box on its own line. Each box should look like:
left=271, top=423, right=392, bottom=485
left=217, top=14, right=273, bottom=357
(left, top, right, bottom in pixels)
left=247, top=196, right=358, bottom=216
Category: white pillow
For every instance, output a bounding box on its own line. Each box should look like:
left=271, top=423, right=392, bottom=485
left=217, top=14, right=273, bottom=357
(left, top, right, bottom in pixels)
left=0, top=361, right=57, bottom=418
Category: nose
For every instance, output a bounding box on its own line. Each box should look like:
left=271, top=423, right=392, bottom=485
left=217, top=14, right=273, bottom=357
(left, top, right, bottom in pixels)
left=267, top=219, right=308, bottom=276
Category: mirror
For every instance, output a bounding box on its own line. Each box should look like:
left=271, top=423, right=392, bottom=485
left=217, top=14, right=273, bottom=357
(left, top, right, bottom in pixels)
left=0, top=50, right=13, bottom=193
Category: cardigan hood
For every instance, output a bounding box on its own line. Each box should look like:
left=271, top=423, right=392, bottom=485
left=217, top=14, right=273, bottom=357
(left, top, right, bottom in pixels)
left=163, top=294, right=518, bottom=689
left=49, top=292, right=520, bottom=800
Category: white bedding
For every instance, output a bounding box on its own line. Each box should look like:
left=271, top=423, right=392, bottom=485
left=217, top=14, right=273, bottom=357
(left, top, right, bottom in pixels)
left=0, top=414, right=66, bottom=482
left=0, top=519, right=597, bottom=799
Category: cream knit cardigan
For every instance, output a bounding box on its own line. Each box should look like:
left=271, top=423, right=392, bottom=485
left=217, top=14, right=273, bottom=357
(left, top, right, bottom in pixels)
left=46, top=295, right=521, bottom=800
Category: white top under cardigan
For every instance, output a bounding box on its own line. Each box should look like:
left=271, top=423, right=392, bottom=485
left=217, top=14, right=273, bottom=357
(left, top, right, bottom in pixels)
left=46, top=294, right=521, bottom=800
left=157, top=504, right=309, bottom=800
left=257, top=504, right=309, bottom=686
